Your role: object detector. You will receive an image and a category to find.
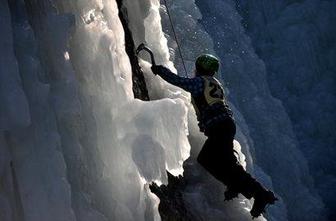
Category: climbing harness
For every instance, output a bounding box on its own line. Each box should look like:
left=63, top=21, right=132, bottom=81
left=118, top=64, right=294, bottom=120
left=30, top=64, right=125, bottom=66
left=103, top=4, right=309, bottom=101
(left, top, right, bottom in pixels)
left=162, top=0, right=189, bottom=77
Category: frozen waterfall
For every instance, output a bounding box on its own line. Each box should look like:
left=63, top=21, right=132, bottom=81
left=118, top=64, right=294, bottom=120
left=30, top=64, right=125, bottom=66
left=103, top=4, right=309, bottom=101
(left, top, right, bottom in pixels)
left=0, top=0, right=314, bottom=220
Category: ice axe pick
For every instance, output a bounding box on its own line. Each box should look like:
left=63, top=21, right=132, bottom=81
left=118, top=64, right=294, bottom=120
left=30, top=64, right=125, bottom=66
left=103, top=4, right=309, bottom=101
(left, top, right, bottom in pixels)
left=136, top=43, right=156, bottom=66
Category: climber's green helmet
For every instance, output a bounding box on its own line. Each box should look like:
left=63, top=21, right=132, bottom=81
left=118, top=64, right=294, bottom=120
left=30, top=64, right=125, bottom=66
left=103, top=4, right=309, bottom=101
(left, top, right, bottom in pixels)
left=195, top=54, right=220, bottom=76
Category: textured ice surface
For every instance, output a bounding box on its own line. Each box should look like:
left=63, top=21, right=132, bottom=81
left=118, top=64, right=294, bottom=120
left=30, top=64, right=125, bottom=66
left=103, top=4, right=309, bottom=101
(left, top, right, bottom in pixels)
left=0, top=0, right=30, bottom=130
left=0, top=0, right=256, bottom=221
left=1, top=0, right=323, bottom=220
left=1, top=0, right=190, bottom=220
left=236, top=0, right=336, bottom=219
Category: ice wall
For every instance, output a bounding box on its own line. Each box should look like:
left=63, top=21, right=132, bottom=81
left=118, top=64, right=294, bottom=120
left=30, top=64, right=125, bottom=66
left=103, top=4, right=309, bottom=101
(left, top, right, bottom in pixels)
left=1, top=0, right=75, bottom=220
left=1, top=0, right=259, bottom=220
left=235, top=1, right=336, bottom=219
left=1, top=0, right=191, bottom=220
left=1, top=0, right=310, bottom=220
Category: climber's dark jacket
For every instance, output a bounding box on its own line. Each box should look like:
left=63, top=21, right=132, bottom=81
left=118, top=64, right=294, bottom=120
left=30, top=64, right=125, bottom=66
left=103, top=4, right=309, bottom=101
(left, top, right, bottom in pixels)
left=152, top=65, right=233, bottom=133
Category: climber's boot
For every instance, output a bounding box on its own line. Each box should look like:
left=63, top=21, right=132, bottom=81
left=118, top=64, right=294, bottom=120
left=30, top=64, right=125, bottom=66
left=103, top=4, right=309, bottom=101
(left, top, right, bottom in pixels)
left=250, top=190, right=278, bottom=218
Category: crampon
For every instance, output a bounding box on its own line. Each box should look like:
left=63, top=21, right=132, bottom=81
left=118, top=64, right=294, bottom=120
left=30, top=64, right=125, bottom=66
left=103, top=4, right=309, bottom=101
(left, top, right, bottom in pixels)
left=250, top=190, right=278, bottom=218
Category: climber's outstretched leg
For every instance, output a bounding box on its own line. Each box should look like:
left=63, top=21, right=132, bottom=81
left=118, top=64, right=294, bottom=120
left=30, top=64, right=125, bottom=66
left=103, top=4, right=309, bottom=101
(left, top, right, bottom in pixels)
left=197, top=119, right=277, bottom=218
left=228, top=163, right=278, bottom=218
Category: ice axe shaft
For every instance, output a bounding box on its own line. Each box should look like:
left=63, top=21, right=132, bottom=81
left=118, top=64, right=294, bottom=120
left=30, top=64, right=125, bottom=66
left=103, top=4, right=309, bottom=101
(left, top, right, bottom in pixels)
left=136, top=43, right=156, bottom=66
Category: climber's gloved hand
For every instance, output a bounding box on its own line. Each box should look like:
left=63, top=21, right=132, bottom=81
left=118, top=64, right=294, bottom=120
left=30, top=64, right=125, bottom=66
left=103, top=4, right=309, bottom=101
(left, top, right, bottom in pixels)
left=151, top=65, right=167, bottom=75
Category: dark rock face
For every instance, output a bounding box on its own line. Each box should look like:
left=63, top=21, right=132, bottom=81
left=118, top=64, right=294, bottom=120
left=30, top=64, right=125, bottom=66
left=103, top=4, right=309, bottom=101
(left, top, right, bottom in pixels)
left=116, top=0, right=150, bottom=101
left=117, top=1, right=195, bottom=219
left=150, top=172, right=200, bottom=221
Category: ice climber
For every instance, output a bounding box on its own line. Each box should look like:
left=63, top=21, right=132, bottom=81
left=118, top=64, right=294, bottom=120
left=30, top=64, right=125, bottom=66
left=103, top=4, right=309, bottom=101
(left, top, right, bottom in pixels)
left=151, top=54, right=278, bottom=218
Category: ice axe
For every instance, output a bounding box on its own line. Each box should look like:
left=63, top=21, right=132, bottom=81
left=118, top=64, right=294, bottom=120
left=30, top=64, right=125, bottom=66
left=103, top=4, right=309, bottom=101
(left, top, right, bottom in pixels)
left=136, top=43, right=156, bottom=66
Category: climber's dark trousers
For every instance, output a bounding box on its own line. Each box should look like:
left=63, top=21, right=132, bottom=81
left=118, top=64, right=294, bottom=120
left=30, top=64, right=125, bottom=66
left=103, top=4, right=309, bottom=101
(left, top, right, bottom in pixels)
left=197, top=118, right=264, bottom=199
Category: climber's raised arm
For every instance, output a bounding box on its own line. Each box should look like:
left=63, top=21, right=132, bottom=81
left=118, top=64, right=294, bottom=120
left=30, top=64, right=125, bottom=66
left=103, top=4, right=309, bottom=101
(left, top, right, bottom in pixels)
left=151, top=65, right=203, bottom=95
